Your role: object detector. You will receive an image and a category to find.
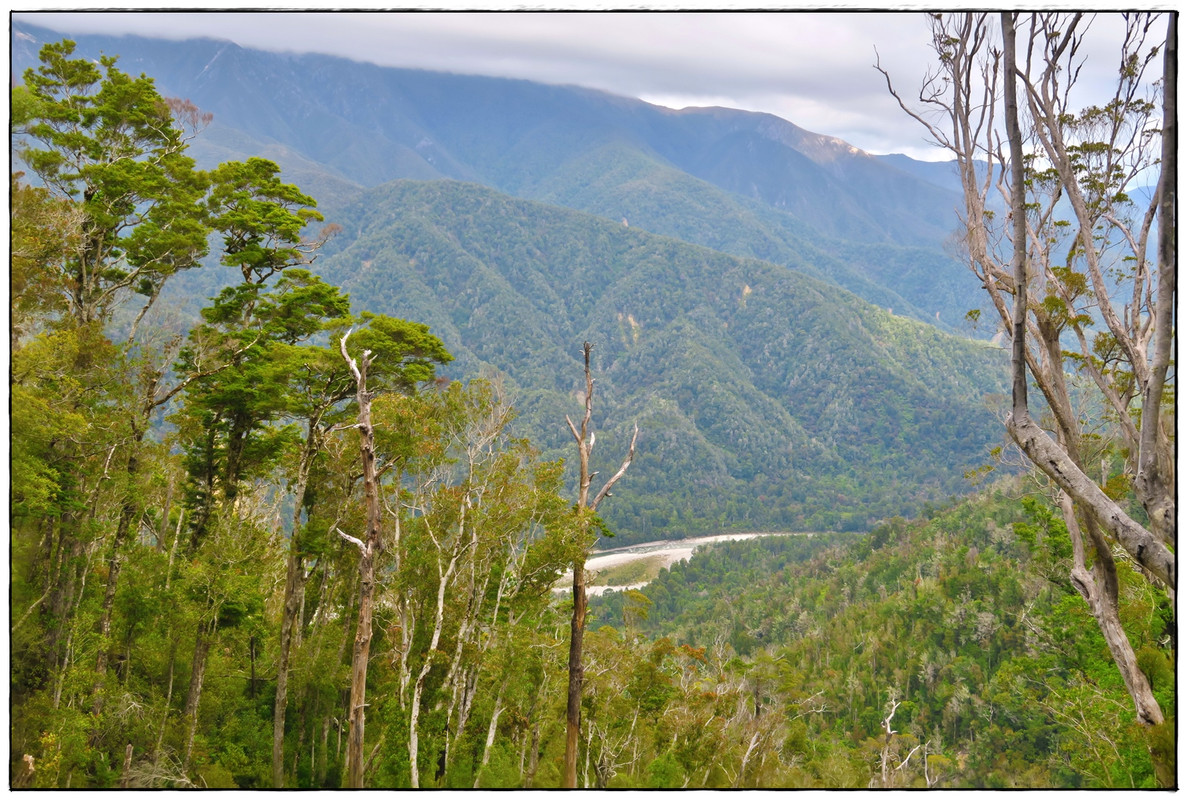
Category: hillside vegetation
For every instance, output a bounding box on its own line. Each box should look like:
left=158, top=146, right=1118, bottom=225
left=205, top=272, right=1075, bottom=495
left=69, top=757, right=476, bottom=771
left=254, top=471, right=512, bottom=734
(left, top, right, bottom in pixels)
left=304, top=178, right=1008, bottom=540
left=589, top=484, right=1174, bottom=787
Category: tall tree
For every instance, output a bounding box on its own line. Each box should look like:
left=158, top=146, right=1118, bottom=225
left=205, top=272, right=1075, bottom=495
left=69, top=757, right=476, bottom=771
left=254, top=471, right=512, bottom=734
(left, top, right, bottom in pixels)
left=206, top=157, right=339, bottom=287
left=172, top=271, right=352, bottom=771
left=11, top=40, right=215, bottom=726
left=563, top=342, right=638, bottom=788
left=13, top=40, right=211, bottom=330
left=336, top=317, right=452, bottom=788
left=12, top=41, right=344, bottom=730
left=269, top=340, right=353, bottom=789
left=878, top=12, right=1174, bottom=780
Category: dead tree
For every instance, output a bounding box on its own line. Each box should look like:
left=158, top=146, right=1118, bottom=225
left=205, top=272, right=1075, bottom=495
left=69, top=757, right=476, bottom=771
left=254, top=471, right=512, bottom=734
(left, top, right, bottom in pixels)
left=562, top=342, right=638, bottom=788
left=878, top=15, right=1174, bottom=772
left=337, top=330, right=384, bottom=789
left=998, top=10, right=1169, bottom=733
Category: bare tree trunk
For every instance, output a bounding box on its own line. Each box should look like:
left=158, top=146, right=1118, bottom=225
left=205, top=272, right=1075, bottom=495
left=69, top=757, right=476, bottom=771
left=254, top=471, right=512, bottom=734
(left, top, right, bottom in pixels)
left=94, top=449, right=139, bottom=697
left=1000, top=12, right=1030, bottom=427
left=1000, top=12, right=1169, bottom=738
left=339, top=331, right=384, bottom=789
left=319, top=715, right=331, bottom=786
left=52, top=539, right=94, bottom=711
left=50, top=530, right=86, bottom=708
left=879, top=693, right=901, bottom=788
left=183, top=622, right=213, bottom=770
left=119, top=743, right=133, bottom=788
left=563, top=342, right=638, bottom=788
left=343, top=498, right=377, bottom=788
left=564, top=554, right=589, bottom=788
left=524, top=685, right=543, bottom=788
left=154, top=640, right=176, bottom=758
left=272, top=546, right=305, bottom=787
left=582, top=721, right=593, bottom=788
left=1059, top=495, right=1163, bottom=725
left=1135, top=13, right=1177, bottom=544
left=739, top=730, right=762, bottom=789
left=474, top=689, right=505, bottom=787
left=409, top=535, right=461, bottom=788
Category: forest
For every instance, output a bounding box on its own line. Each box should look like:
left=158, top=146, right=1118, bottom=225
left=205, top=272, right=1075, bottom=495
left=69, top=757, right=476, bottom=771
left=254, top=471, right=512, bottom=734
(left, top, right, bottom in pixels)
left=307, top=177, right=1009, bottom=541
left=9, top=11, right=1176, bottom=789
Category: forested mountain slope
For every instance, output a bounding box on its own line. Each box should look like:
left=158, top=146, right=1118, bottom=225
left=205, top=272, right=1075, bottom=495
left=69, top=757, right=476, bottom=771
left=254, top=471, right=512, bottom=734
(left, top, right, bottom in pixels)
left=11, top=22, right=983, bottom=328
left=301, top=179, right=1008, bottom=540
left=588, top=484, right=1173, bottom=787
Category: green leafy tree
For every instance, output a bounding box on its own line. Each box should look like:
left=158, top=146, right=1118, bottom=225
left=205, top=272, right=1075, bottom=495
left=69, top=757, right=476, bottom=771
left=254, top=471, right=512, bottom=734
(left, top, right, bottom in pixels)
left=14, top=39, right=211, bottom=332
left=10, top=40, right=343, bottom=735
left=270, top=307, right=452, bottom=788
left=207, top=157, right=339, bottom=286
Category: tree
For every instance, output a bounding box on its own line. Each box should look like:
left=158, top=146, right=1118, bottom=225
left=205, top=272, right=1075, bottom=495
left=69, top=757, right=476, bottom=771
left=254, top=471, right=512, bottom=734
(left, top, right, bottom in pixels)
left=11, top=39, right=473, bottom=790
left=336, top=317, right=452, bottom=788
left=878, top=12, right=1174, bottom=781
left=563, top=342, right=638, bottom=787
left=12, top=40, right=347, bottom=736
left=377, top=380, right=573, bottom=788
left=14, top=40, right=211, bottom=332
left=11, top=41, right=217, bottom=723
left=10, top=175, right=80, bottom=347
left=206, top=157, right=339, bottom=287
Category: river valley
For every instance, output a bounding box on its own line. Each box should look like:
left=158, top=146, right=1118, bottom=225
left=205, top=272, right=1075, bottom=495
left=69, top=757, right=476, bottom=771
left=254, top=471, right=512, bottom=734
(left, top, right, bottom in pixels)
left=559, top=531, right=813, bottom=595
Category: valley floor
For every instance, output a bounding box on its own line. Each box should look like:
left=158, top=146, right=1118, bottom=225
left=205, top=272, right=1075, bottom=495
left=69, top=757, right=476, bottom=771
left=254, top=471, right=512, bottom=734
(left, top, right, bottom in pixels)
left=560, top=531, right=818, bottom=595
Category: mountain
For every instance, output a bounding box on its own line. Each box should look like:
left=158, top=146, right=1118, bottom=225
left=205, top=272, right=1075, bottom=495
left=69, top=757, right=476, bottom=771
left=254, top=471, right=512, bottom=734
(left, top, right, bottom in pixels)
left=13, top=23, right=1010, bottom=541
left=292, top=179, right=1009, bottom=541
left=11, top=22, right=986, bottom=329
left=875, top=152, right=966, bottom=194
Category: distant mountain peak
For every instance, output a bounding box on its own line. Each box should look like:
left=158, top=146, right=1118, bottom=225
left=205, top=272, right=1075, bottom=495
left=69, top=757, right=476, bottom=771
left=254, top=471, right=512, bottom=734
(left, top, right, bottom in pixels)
left=750, top=114, right=871, bottom=165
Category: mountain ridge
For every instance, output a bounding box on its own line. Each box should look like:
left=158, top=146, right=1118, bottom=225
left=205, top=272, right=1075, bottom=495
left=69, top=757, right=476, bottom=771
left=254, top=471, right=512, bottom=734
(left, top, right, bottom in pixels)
left=13, top=22, right=1009, bottom=540
left=12, top=20, right=983, bottom=328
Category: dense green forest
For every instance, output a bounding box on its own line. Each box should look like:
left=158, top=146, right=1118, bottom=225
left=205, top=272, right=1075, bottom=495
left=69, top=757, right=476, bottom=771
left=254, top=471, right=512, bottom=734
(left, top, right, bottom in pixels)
left=588, top=486, right=1174, bottom=787
left=9, top=27, right=1175, bottom=790
left=302, top=178, right=1008, bottom=541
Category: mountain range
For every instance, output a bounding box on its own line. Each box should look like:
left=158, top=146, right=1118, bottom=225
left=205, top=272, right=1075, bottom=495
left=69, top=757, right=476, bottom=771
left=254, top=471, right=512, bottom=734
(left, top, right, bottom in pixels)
left=11, top=22, right=1009, bottom=541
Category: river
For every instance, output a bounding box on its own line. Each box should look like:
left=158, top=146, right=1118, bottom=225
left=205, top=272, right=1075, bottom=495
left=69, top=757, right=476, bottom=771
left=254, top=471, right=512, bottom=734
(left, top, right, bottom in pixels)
left=558, top=531, right=810, bottom=596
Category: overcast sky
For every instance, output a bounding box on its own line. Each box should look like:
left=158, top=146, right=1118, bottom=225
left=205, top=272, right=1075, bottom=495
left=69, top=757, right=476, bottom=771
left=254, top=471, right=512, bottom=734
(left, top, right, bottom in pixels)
left=11, top=6, right=1166, bottom=163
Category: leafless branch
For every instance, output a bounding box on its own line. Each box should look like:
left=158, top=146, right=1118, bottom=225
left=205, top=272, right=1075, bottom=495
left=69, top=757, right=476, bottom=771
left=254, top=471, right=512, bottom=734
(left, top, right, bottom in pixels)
left=336, top=527, right=366, bottom=554
left=590, top=422, right=639, bottom=511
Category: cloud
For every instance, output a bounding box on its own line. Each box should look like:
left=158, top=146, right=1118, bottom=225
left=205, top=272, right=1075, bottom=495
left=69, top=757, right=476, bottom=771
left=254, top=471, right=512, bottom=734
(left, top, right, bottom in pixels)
left=13, top=10, right=1157, bottom=164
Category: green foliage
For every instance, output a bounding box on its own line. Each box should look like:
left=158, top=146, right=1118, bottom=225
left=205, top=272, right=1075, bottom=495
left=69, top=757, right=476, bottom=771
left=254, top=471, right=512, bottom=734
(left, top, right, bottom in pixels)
left=10, top=175, right=77, bottom=340
left=316, top=179, right=1009, bottom=543
left=10, top=36, right=1171, bottom=792
left=207, top=158, right=328, bottom=284
left=15, top=39, right=211, bottom=324
left=588, top=481, right=1172, bottom=788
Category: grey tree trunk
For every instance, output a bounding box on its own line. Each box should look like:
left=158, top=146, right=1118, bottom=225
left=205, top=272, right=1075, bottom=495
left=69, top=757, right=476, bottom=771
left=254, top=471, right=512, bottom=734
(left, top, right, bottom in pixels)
left=272, top=424, right=320, bottom=787
left=339, top=331, right=383, bottom=789
left=182, top=622, right=213, bottom=770
left=271, top=546, right=306, bottom=787
left=999, top=10, right=1168, bottom=740
left=562, top=342, right=637, bottom=787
